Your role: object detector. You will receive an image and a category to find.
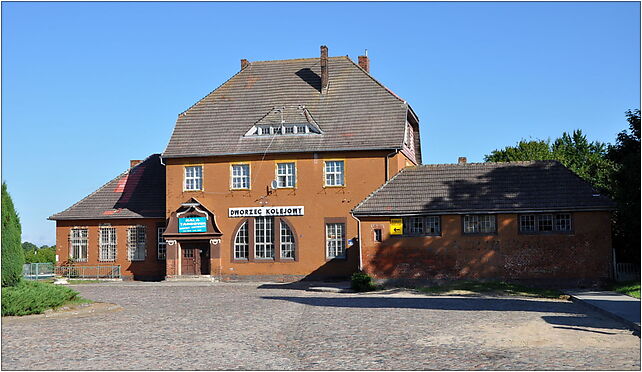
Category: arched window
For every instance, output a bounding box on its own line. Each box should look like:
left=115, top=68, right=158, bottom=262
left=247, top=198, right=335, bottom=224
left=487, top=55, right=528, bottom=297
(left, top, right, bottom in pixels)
left=234, top=221, right=249, bottom=259
left=231, top=218, right=297, bottom=261
left=280, top=221, right=295, bottom=259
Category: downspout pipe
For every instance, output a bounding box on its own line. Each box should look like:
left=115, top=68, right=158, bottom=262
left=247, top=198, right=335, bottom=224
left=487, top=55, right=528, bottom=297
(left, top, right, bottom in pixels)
left=385, top=149, right=399, bottom=181
left=350, top=212, right=363, bottom=271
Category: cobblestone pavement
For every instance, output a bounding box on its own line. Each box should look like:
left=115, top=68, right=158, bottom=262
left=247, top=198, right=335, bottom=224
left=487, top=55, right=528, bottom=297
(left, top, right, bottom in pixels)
left=2, top=282, right=640, bottom=370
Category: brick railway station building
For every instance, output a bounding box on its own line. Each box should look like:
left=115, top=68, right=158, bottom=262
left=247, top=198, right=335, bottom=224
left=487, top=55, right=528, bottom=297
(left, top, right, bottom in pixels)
left=49, top=46, right=614, bottom=284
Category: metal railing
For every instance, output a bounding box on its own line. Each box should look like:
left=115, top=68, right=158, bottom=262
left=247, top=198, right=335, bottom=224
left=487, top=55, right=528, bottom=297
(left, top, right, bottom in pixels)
left=23, top=263, right=55, bottom=280
left=615, top=263, right=640, bottom=282
left=54, top=265, right=121, bottom=280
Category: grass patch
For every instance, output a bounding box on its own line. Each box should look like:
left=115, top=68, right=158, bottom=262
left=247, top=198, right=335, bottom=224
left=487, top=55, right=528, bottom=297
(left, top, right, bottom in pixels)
left=609, top=281, right=640, bottom=299
left=1, top=280, right=90, bottom=316
left=418, top=280, right=564, bottom=299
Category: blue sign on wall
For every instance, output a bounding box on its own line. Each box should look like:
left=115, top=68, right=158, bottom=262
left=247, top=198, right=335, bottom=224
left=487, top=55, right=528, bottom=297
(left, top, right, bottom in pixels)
left=178, top=217, right=207, bottom=233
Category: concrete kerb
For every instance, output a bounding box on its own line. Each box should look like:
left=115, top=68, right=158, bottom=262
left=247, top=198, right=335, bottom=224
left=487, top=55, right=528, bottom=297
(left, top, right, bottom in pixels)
left=566, top=290, right=641, bottom=335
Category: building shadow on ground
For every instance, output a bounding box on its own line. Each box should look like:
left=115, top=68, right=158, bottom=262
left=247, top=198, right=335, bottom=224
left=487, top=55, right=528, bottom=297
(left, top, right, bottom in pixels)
left=260, top=295, right=635, bottom=333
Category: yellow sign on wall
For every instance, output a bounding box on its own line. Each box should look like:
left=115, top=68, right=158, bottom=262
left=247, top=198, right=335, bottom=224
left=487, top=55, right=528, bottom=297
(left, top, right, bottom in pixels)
left=390, top=218, right=403, bottom=235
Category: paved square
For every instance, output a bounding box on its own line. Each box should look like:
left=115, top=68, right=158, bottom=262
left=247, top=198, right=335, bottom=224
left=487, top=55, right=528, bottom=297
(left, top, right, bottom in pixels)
left=2, top=282, right=640, bottom=370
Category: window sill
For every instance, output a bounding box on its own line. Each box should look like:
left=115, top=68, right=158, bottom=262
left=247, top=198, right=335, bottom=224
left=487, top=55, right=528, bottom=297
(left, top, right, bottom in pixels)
left=323, top=185, right=346, bottom=189
left=326, top=256, right=347, bottom=261
left=230, top=188, right=251, bottom=191
left=183, top=189, right=203, bottom=192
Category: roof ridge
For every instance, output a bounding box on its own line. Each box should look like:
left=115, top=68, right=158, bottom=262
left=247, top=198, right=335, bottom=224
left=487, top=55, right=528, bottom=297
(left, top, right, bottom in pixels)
left=48, top=154, right=159, bottom=220
left=416, top=160, right=560, bottom=167
left=251, top=56, right=347, bottom=64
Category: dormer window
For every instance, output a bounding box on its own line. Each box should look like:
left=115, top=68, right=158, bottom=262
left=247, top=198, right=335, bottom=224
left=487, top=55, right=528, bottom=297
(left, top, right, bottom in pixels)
left=245, top=106, right=322, bottom=137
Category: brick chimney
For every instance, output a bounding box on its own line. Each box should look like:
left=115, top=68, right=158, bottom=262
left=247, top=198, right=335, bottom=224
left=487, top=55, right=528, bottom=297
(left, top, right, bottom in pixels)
left=458, top=157, right=467, bottom=165
left=240, top=59, right=250, bottom=70
left=358, top=54, right=370, bottom=73
left=320, top=45, right=329, bottom=92
left=130, top=160, right=142, bottom=168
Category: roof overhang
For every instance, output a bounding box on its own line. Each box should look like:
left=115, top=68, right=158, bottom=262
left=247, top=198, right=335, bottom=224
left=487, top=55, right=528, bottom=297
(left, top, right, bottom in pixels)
left=161, top=147, right=402, bottom=160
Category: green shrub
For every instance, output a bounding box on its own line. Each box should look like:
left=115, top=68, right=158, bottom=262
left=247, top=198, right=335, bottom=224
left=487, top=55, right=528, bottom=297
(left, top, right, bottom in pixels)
left=2, top=183, right=24, bottom=287
left=351, top=271, right=376, bottom=292
left=1, top=281, right=81, bottom=316
left=24, top=246, right=56, bottom=264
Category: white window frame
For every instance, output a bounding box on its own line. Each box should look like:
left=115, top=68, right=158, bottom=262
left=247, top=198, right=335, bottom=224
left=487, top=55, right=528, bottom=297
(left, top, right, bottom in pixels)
left=463, top=215, right=497, bottom=234
left=70, top=228, right=88, bottom=262
left=231, top=164, right=250, bottom=190
left=184, top=166, right=203, bottom=191
left=324, top=160, right=345, bottom=187
left=326, top=223, right=346, bottom=259
left=234, top=221, right=249, bottom=260
left=276, top=162, right=296, bottom=188
left=254, top=217, right=274, bottom=259
left=280, top=221, right=295, bottom=259
left=157, top=227, right=166, bottom=260
left=99, top=226, right=117, bottom=262
left=127, top=225, right=146, bottom=261
left=519, top=213, right=572, bottom=233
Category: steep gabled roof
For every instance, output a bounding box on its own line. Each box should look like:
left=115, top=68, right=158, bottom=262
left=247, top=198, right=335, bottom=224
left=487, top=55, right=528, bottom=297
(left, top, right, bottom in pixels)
left=49, top=154, right=165, bottom=220
left=352, top=161, right=615, bottom=216
left=162, top=56, right=410, bottom=158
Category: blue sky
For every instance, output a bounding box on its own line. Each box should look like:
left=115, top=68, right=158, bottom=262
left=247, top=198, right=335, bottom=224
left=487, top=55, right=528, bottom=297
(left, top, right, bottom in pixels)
left=2, top=2, right=640, bottom=246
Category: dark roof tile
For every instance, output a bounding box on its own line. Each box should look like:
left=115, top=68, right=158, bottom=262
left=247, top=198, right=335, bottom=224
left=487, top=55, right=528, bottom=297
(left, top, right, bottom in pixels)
left=49, top=154, right=165, bottom=220
left=352, top=161, right=615, bottom=215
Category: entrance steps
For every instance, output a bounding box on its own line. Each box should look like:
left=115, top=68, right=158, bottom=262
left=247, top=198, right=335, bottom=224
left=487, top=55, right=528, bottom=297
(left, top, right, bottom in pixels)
left=165, top=275, right=219, bottom=282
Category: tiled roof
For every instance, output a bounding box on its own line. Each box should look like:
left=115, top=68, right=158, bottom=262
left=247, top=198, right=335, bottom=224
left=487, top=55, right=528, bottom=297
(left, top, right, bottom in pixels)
left=352, top=161, right=615, bottom=216
left=49, top=154, right=165, bottom=220
left=162, top=56, right=410, bottom=158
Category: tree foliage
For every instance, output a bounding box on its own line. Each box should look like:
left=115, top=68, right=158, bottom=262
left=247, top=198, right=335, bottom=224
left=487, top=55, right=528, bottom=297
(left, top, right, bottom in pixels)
left=1, top=183, right=24, bottom=287
left=484, top=110, right=640, bottom=262
left=23, top=245, right=56, bottom=264
left=21, top=242, right=38, bottom=254
left=485, top=129, right=616, bottom=193
left=607, top=109, right=641, bottom=262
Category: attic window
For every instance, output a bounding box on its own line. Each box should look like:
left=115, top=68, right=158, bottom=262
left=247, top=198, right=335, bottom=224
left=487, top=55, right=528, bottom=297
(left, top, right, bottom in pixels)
left=245, top=106, right=322, bottom=137
left=253, top=124, right=318, bottom=136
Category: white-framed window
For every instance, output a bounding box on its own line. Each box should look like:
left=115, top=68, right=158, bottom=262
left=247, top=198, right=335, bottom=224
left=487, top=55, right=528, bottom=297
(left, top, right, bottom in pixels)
left=234, top=221, right=249, bottom=259
left=519, top=213, right=572, bottom=233
left=326, top=223, right=346, bottom=259
left=254, top=217, right=274, bottom=259
left=70, top=228, right=88, bottom=262
left=463, top=215, right=497, bottom=234
left=99, top=226, right=117, bottom=261
left=276, top=162, right=296, bottom=188
left=184, top=166, right=203, bottom=191
left=157, top=227, right=166, bottom=260
left=324, top=160, right=345, bottom=187
left=402, top=216, right=441, bottom=235
left=280, top=221, right=295, bottom=259
left=127, top=225, right=146, bottom=261
left=425, top=216, right=440, bottom=234
left=231, top=164, right=250, bottom=189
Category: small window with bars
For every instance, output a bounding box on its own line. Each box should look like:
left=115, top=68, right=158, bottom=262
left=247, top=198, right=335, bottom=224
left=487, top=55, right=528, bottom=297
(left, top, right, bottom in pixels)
left=70, top=228, right=88, bottom=262
left=234, top=221, right=249, bottom=259
left=231, top=164, right=250, bottom=189
left=127, top=225, right=146, bottom=261
left=157, top=227, right=166, bottom=260
left=324, top=161, right=345, bottom=187
left=463, top=215, right=497, bottom=234
left=276, top=162, right=296, bottom=188
left=326, top=223, right=346, bottom=259
left=99, top=226, right=117, bottom=261
left=184, top=166, right=203, bottom=191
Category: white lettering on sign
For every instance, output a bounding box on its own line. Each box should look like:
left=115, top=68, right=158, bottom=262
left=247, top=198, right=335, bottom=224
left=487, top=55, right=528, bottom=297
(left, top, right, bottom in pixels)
left=229, top=206, right=305, bottom=218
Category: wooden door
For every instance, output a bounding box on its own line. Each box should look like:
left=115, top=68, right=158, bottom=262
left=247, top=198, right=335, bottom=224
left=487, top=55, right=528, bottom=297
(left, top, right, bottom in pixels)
left=181, top=247, right=200, bottom=275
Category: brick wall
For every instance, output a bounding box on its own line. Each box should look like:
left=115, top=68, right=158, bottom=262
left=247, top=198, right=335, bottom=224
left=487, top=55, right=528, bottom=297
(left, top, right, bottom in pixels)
left=360, top=212, right=612, bottom=283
